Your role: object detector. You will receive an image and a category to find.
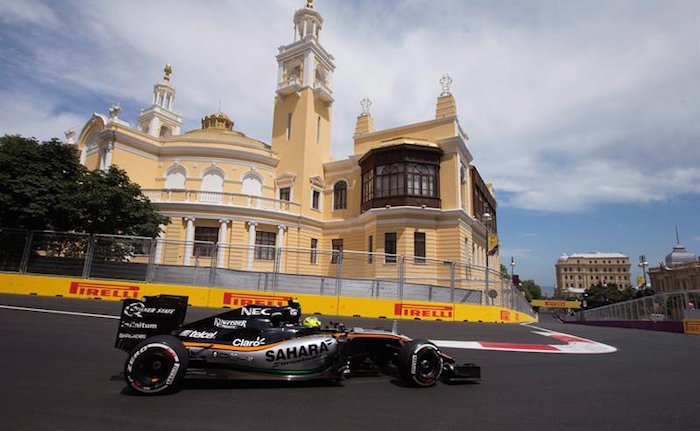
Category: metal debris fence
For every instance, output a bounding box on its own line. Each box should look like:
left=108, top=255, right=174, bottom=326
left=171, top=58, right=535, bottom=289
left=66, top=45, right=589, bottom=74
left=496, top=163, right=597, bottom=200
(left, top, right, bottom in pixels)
left=0, top=228, right=534, bottom=316
left=576, top=290, right=700, bottom=322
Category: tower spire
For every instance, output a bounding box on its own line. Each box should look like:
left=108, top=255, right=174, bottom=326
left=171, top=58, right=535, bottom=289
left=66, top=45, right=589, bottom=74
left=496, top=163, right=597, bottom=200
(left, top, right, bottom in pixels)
left=137, top=64, right=182, bottom=137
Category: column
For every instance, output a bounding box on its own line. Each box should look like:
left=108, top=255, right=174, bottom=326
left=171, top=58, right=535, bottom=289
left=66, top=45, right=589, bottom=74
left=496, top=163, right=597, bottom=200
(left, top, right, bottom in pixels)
left=218, top=219, right=229, bottom=268
left=154, top=224, right=166, bottom=264
left=247, top=221, right=257, bottom=271
left=456, top=154, right=462, bottom=210
left=183, top=217, right=195, bottom=266
left=277, top=225, right=286, bottom=271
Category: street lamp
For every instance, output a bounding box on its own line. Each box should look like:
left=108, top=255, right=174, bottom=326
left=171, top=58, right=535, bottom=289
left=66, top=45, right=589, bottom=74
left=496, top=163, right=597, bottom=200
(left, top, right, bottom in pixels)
left=638, top=255, right=649, bottom=289
left=510, top=256, right=515, bottom=278
left=483, top=212, right=493, bottom=305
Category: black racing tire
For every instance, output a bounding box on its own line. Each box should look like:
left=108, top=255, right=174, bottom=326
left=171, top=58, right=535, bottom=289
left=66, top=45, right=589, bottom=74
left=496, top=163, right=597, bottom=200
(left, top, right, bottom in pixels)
left=124, top=335, right=189, bottom=395
left=397, top=339, right=443, bottom=387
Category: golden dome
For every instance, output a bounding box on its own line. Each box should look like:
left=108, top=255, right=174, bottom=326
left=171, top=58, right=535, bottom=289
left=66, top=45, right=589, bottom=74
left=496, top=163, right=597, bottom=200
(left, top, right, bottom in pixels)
left=201, top=112, right=234, bottom=131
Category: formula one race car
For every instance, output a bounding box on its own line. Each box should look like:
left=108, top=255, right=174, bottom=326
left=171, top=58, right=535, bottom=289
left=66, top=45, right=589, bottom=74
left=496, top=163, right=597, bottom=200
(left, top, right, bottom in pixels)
left=115, top=295, right=480, bottom=394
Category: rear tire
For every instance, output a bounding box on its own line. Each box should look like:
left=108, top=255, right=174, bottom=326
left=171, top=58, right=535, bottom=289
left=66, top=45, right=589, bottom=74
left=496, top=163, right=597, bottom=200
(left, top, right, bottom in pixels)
left=124, top=335, right=188, bottom=395
left=397, top=339, right=443, bottom=387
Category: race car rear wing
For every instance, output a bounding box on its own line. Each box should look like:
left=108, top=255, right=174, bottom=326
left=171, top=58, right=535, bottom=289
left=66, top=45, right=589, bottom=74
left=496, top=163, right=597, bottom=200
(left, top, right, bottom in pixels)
left=115, top=295, right=188, bottom=352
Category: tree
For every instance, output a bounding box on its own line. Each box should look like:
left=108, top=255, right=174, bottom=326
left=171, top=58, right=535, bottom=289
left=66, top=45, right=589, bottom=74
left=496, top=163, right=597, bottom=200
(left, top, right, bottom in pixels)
left=519, top=279, right=543, bottom=302
left=0, top=134, right=166, bottom=237
left=69, top=167, right=166, bottom=237
left=583, top=283, right=635, bottom=309
left=0, top=135, right=84, bottom=231
left=500, top=263, right=510, bottom=280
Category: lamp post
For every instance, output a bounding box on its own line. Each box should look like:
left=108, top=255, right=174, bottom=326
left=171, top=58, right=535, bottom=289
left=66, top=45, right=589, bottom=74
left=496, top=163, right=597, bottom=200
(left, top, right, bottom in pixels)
left=510, top=256, right=515, bottom=278
left=483, top=212, right=493, bottom=305
left=638, top=255, right=649, bottom=289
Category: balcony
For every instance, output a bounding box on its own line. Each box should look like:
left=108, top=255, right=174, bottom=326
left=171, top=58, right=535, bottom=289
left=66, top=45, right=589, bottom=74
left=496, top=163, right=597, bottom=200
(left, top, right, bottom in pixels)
left=142, top=189, right=301, bottom=215
left=313, top=81, right=334, bottom=103
left=276, top=78, right=301, bottom=96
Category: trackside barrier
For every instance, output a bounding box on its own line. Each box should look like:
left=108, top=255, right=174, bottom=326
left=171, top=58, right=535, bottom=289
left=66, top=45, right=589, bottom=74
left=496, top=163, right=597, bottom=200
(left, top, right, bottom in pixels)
left=0, top=273, right=536, bottom=324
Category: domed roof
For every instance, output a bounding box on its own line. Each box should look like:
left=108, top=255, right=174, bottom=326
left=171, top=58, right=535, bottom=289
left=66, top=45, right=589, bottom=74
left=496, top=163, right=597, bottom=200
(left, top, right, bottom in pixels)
left=664, top=245, right=697, bottom=267
left=201, top=112, right=233, bottom=131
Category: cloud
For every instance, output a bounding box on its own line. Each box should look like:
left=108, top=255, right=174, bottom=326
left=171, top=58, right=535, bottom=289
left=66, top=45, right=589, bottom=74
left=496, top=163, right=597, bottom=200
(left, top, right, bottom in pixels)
left=1, top=0, right=698, bottom=213
left=0, top=90, right=84, bottom=141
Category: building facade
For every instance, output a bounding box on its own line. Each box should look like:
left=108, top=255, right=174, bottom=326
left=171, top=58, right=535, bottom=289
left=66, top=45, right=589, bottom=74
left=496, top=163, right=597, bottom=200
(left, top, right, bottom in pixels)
left=73, top=2, right=499, bottom=288
left=555, top=252, right=631, bottom=297
left=648, top=244, right=700, bottom=293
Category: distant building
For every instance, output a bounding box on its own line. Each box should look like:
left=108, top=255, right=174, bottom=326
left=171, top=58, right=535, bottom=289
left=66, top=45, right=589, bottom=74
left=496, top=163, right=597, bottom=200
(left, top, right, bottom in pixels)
left=648, top=244, right=699, bottom=293
left=555, top=252, right=631, bottom=297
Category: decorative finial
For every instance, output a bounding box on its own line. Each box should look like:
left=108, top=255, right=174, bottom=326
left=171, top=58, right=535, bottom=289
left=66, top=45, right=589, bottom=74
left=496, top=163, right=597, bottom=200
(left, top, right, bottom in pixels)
left=360, top=97, right=372, bottom=115
left=439, top=74, right=453, bottom=96
left=64, top=128, right=76, bottom=144
left=108, top=104, right=122, bottom=120
left=306, top=0, right=314, bottom=9
left=164, top=63, right=172, bottom=82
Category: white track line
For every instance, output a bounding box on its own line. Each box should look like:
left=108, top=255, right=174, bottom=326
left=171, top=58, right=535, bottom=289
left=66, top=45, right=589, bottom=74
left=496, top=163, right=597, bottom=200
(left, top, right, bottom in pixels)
left=432, top=323, right=617, bottom=354
left=0, top=304, right=119, bottom=320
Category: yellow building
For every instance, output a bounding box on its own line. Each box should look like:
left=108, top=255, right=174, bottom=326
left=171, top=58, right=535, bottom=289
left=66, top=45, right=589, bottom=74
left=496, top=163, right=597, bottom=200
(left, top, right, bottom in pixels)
left=74, top=2, right=500, bottom=290
left=648, top=244, right=700, bottom=293
left=555, top=252, right=631, bottom=297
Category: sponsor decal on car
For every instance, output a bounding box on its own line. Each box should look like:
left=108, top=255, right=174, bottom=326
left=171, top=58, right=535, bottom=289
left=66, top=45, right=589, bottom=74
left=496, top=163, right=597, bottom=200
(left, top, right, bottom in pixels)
left=179, top=330, right=218, bottom=339
left=500, top=310, right=511, bottom=321
left=119, top=333, right=147, bottom=339
left=232, top=336, right=266, bottom=347
left=121, top=321, right=158, bottom=330
left=265, top=340, right=330, bottom=364
left=123, top=301, right=176, bottom=318
left=70, top=281, right=139, bottom=299
left=214, top=318, right=247, bottom=329
left=394, top=303, right=453, bottom=319
left=241, top=307, right=272, bottom=316
left=223, top=292, right=292, bottom=307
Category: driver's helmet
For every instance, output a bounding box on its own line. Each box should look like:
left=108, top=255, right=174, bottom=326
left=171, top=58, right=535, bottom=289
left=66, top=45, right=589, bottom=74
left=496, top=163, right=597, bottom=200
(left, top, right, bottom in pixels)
left=302, top=316, right=322, bottom=328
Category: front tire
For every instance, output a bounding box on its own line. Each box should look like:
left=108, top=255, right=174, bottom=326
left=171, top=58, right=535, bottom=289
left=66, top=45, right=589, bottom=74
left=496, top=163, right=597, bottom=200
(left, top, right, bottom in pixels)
left=397, top=339, right=443, bottom=387
left=124, top=335, right=188, bottom=395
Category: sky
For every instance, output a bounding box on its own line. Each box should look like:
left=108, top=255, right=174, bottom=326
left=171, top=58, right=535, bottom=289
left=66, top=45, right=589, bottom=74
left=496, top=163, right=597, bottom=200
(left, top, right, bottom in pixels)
left=1, top=0, right=699, bottom=293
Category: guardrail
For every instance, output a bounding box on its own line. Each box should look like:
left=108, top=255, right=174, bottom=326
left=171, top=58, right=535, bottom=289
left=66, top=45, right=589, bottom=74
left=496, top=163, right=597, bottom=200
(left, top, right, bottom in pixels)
left=0, top=227, right=535, bottom=317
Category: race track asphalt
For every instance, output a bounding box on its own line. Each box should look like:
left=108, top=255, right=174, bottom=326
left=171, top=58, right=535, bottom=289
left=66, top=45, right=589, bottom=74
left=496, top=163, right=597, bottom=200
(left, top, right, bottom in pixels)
left=1, top=293, right=698, bottom=431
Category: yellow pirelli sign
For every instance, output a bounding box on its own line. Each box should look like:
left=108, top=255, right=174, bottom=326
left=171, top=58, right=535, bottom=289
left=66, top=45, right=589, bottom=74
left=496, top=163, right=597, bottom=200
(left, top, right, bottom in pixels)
left=683, top=319, right=700, bottom=335
left=531, top=299, right=581, bottom=309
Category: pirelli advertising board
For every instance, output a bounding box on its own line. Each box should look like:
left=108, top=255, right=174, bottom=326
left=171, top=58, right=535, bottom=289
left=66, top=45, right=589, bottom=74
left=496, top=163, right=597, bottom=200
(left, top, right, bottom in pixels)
left=683, top=319, right=700, bottom=335
left=531, top=299, right=582, bottom=309
left=0, top=273, right=537, bottom=324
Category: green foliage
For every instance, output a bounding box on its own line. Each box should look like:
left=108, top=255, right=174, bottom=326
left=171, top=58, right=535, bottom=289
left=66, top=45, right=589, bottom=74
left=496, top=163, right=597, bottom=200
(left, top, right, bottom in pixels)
left=0, top=135, right=84, bottom=230
left=519, top=279, right=543, bottom=302
left=500, top=263, right=510, bottom=280
left=0, top=135, right=167, bottom=237
left=583, top=283, right=642, bottom=308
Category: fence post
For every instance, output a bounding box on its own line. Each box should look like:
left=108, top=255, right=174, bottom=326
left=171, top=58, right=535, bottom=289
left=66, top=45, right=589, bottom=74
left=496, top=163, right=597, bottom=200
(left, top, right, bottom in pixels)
left=19, top=230, right=34, bottom=274
left=449, top=261, right=455, bottom=303
left=208, top=243, right=217, bottom=287
left=335, top=252, right=343, bottom=297
left=398, top=255, right=405, bottom=300
left=82, top=234, right=96, bottom=279
left=146, top=238, right=157, bottom=283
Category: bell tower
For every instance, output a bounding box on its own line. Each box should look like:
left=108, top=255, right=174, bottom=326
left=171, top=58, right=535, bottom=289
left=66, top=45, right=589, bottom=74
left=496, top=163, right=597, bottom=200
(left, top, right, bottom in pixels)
left=271, top=0, right=335, bottom=216
left=137, top=64, right=183, bottom=138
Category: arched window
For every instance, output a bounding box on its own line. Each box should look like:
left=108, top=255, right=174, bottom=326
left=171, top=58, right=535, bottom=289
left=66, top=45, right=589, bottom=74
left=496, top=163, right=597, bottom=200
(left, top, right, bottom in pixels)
left=159, top=125, right=171, bottom=137
left=165, top=166, right=186, bottom=189
left=200, top=168, right=224, bottom=203
left=376, top=164, right=404, bottom=197
left=242, top=172, right=263, bottom=208
left=406, top=164, right=436, bottom=197
left=333, top=181, right=347, bottom=210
